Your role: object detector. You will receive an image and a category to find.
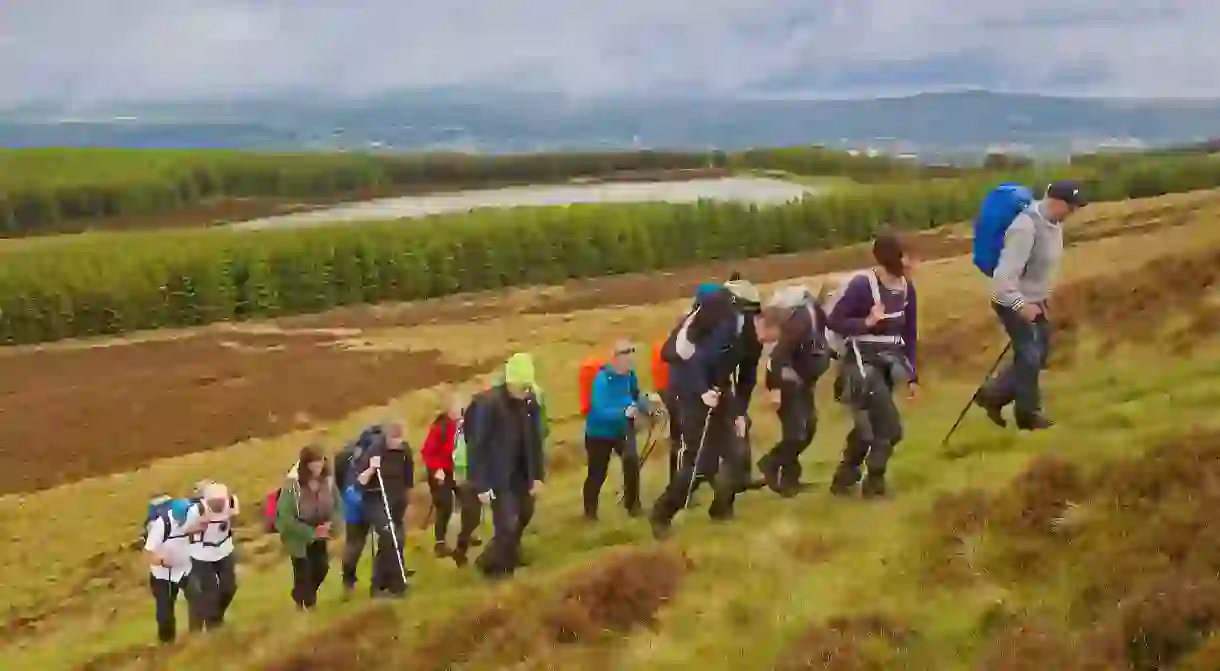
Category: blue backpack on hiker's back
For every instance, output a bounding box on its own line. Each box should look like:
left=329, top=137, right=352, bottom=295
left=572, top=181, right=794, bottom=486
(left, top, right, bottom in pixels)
left=972, top=183, right=1034, bottom=276
left=141, top=494, right=194, bottom=544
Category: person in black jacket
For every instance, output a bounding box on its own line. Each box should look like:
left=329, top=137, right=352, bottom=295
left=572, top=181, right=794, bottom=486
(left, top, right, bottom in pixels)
left=754, top=288, right=831, bottom=496
left=464, top=358, right=546, bottom=579
left=649, top=286, right=751, bottom=538
left=353, top=422, right=414, bottom=598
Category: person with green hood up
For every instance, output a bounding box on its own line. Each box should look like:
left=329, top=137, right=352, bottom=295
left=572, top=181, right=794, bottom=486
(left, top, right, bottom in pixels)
left=462, top=353, right=547, bottom=578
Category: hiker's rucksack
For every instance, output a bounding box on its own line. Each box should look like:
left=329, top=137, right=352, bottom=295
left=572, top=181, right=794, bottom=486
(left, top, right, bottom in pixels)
left=262, top=488, right=281, bottom=533
left=822, top=271, right=906, bottom=357
left=650, top=338, right=669, bottom=391
left=579, top=356, right=607, bottom=417
left=972, top=183, right=1034, bottom=276
left=143, top=495, right=193, bottom=544
left=768, top=285, right=828, bottom=350
left=661, top=288, right=742, bottom=366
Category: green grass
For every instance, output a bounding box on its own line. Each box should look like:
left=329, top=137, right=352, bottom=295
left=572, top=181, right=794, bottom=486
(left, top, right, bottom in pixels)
left=3, top=200, right=1219, bottom=669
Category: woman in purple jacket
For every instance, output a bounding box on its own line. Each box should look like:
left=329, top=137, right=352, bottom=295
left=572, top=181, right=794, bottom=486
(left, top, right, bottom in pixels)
left=825, top=232, right=918, bottom=498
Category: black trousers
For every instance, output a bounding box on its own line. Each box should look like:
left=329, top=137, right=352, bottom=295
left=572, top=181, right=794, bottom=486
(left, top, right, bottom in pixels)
left=660, top=389, right=683, bottom=482
left=363, top=494, right=408, bottom=594
left=340, top=520, right=370, bottom=588
left=583, top=434, right=641, bottom=515
left=427, top=468, right=482, bottom=547
left=452, top=483, right=484, bottom=557
left=149, top=575, right=187, bottom=643
left=290, top=539, right=330, bottom=609
left=651, top=394, right=747, bottom=522
left=759, top=382, right=817, bottom=489
left=184, top=555, right=237, bottom=630
left=476, top=477, right=536, bottom=577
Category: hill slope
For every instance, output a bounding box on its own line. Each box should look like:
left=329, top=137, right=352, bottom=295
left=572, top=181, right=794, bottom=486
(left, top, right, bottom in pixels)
left=2, top=190, right=1220, bottom=669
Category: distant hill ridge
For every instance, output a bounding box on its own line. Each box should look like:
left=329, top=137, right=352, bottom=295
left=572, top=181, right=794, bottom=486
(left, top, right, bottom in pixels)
left=3, top=90, right=1219, bottom=156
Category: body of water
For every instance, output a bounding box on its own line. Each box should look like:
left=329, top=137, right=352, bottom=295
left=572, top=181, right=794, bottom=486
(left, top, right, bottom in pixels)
left=232, top=177, right=820, bottom=230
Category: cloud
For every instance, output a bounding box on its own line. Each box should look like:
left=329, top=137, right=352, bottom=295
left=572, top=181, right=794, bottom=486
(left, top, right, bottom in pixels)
left=1, top=0, right=1218, bottom=107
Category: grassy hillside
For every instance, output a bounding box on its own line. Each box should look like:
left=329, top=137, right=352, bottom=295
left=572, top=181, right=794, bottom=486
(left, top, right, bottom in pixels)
left=2, top=190, right=1219, bottom=669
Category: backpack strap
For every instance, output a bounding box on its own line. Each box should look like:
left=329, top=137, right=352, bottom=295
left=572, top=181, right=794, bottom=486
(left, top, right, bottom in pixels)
left=865, top=271, right=906, bottom=319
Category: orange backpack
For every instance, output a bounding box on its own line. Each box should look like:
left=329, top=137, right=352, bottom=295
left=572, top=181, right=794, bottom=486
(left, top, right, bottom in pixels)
left=650, top=338, right=669, bottom=391
left=578, top=357, right=608, bottom=417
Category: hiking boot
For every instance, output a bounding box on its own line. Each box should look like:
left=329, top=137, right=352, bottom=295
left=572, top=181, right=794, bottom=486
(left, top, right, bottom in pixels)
left=470, top=537, right=483, bottom=547
left=1016, top=413, right=1055, bottom=431
left=861, top=474, right=887, bottom=499
left=649, top=511, right=673, bottom=540
left=433, top=542, right=451, bottom=558
left=829, top=467, right=859, bottom=497
left=626, top=504, right=644, bottom=518
left=452, top=549, right=469, bottom=568
left=757, top=456, right=782, bottom=494
left=583, top=510, right=599, bottom=523
left=974, top=391, right=1008, bottom=428
left=708, top=506, right=734, bottom=522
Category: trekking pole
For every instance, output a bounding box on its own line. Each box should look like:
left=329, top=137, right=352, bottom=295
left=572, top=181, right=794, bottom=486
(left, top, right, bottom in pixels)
left=374, top=467, right=409, bottom=584
left=941, top=343, right=1012, bottom=448
left=681, top=409, right=715, bottom=511
left=617, top=419, right=659, bottom=504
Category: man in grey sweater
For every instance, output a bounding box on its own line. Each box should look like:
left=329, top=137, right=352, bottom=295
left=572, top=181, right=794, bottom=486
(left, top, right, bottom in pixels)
left=976, top=180, right=1085, bottom=430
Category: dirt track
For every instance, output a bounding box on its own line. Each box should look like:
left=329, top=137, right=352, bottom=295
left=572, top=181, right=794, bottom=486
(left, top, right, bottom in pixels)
left=1, top=190, right=1213, bottom=496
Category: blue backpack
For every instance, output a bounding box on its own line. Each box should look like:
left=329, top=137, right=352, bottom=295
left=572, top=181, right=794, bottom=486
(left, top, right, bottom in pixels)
left=143, top=495, right=194, bottom=543
left=972, top=183, right=1034, bottom=276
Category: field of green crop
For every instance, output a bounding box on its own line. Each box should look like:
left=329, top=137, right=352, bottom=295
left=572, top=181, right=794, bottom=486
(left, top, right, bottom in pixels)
left=1, top=154, right=1218, bottom=345
left=0, top=146, right=927, bottom=235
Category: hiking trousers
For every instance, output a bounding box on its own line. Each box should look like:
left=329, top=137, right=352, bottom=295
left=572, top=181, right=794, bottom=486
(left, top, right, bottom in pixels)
left=583, top=433, right=641, bottom=515
left=290, top=539, right=329, bottom=609
left=427, top=468, right=465, bottom=545
left=984, top=303, right=1052, bottom=419
left=477, top=477, right=536, bottom=577
left=659, top=389, right=682, bottom=482
left=185, top=555, right=237, bottom=630
left=340, top=519, right=370, bottom=589
left=452, top=484, right=484, bottom=558
left=363, top=494, right=408, bottom=595
left=759, top=381, right=817, bottom=489
left=831, top=360, right=904, bottom=496
left=651, top=395, right=747, bottom=522
left=148, top=575, right=188, bottom=643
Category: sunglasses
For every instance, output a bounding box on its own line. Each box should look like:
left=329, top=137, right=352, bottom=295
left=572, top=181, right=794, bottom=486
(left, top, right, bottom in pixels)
left=614, top=347, right=635, bottom=356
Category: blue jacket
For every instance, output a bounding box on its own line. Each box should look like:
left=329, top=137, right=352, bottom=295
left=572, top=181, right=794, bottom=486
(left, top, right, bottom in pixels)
left=585, top=365, right=645, bottom=439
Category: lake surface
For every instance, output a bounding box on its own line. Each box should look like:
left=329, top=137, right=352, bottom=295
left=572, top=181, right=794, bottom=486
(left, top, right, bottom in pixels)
left=232, top=177, right=819, bottom=230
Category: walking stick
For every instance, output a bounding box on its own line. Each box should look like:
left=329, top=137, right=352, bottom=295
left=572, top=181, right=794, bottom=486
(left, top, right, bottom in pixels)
left=941, top=343, right=1012, bottom=448
left=374, top=468, right=409, bottom=584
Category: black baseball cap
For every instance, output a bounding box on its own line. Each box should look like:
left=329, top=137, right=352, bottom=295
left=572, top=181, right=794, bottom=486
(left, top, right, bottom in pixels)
left=1046, top=180, right=1086, bottom=207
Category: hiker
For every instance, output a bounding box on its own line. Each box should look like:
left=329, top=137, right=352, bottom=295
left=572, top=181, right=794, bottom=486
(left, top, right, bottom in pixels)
left=975, top=181, right=1081, bottom=430
left=275, top=445, right=344, bottom=610
left=354, top=422, right=415, bottom=598
left=754, top=286, right=831, bottom=496
left=421, top=393, right=481, bottom=558
left=649, top=284, right=753, bottom=538
left=465, top=353, right=546, bottom=577
left=334, top=425, right=380, bottom=596
left=144, top=496, right=194, bottom=644
left=825, top=232, right=919, bottom=498
left=583, top=340, right=653, bottom=520
left=182, top=482, right=240, bottom=630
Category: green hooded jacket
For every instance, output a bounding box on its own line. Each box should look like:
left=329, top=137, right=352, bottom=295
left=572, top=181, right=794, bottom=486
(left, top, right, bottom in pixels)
left=276, top=463, right=344, bottom=558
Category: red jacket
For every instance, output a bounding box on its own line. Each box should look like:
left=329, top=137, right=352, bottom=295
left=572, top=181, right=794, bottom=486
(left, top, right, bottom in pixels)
left=421, top=416, right=458, bottom=472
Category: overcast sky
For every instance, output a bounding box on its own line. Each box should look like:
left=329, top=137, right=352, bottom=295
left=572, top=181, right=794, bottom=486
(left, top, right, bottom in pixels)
left=2, top=0, right=1218, bottom=107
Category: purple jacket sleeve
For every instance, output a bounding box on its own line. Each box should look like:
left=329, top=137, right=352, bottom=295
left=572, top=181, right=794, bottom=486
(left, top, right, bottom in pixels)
left=903, top=283, right=918, bottom=382
left=826, top=276, right=874, bottom=336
